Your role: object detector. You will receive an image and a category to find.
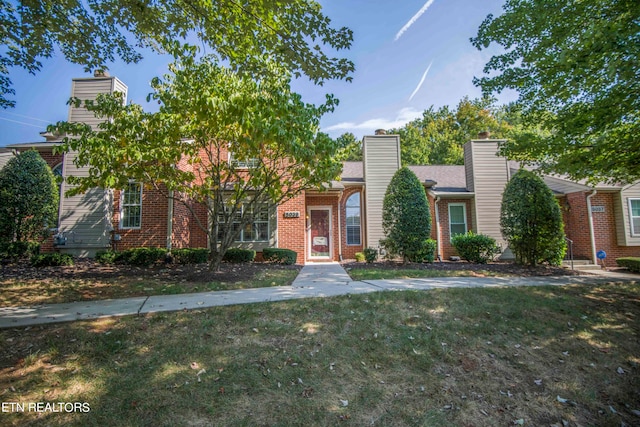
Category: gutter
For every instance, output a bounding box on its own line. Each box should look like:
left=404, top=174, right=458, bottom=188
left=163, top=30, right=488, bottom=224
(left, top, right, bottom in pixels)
left=166, top=190, right=174, bottom=251
left=586, top=189, right=597, bottom=264
left=434, top=196, right=441, bottom=261
left=337, top=191, right=343, bottom=261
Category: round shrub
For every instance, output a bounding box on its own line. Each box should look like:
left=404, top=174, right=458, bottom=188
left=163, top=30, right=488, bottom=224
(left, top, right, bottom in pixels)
left=354, top=252, right=366, bottom=262
left=172, top=248, right=210, bottom=264
left=222, top=248, right=256, bottom=263
left=31, top=253, right=74, bottom=267
left=363, top=247, right=378, bottom=263
left=262, top=248, right=297, bottom=265
left=451, top=231, right=500, bottom=264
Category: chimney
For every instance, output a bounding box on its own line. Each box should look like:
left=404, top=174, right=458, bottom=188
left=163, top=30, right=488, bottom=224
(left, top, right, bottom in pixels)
left=477, top=131, right=490, bottom=139
left=374, top=129, right=387, bottom=135
left=93, top=70, right=110, bottom=78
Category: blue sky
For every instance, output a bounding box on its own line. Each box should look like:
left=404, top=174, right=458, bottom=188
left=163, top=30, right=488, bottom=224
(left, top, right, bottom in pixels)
left=0, top=0, right=517, bottom=147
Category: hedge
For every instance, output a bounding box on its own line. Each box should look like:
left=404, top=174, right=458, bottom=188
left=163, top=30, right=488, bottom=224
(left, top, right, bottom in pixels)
left=262, top=248, right=297, bottom=265
left=31, top=253, right=74, bottom=267
left=115, top=247, right=167, bottom=267
left=222, top=248, right=256, bottom=263
left=616, top=257, right=640, bottom=273
left=363, top=248, right=377, bottom=263
left=451, top=232, right=500, bottom=264
left=0, top=241, right=40, bottom=261
left=172, top=248, right=210, bottom=264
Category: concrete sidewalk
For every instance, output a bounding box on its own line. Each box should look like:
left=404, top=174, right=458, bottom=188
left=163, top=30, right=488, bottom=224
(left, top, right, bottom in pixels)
left=0, top=263, right=636, bottom=329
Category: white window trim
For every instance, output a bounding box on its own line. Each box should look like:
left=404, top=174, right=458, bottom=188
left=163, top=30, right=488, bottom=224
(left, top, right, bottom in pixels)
left=218, top=203, right=270, bottom=242
left=308, top=206, right=333, bottom=260
left=228, top=152, right=259, bottom=169
left=448, top=203, right=467, bottom=239
left=120, top=182, right=143, bottom=229
left=345, top=192, right=362, bottom=246
left=629, top=198, right=640, bottom=236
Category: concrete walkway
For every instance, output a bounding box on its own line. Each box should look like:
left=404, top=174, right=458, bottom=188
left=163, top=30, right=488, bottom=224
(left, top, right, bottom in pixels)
left=0, top=263, right=636, bottom=329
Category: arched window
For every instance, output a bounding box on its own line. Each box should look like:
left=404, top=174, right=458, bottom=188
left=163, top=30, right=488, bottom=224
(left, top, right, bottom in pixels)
left=52, top=163, right=63, bottom=177
left=346, top=192, right=361, bottom=245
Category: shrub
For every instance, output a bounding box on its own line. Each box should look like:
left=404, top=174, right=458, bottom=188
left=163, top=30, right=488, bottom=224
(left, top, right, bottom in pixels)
left=263, top=248, right=297, bottom=265
left=414, top=239, right=437, bottom=263
left=382, top=167, right=431, bottom=262
left=616, top=257, right=640, bottom=273
left=31, top=253, right=74, bottom=267
left=451, top=232, right=500, bottom=264
left=354, top=252, right=366, bottom=262
left=95, top=249, right=118, bottom=264
left=363, top=247, right=378, bottom=263
left=172, top=248, right=210, bottom=264
left=222, top=248, right=256, bottom=263
left=0, top=241, right=40, bottom=261
left=115, top=247, right=167, bottom=266
left=500, top=169, right=567, bottom=266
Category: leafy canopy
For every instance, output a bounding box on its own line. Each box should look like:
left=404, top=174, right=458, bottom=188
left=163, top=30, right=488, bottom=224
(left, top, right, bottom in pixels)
left=53, top=51, right=343, bottom=270
left=382, top=167, right=432, bottom=262
left=0, top=0, right=354, bottom=108
left=500, top=169, right=566, bottom=266
left=472, top=0, right=640, bottom=183
left=0, top=150, right=59, bottom=243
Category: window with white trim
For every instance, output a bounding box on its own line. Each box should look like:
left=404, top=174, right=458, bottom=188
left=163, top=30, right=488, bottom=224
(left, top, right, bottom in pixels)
left=218, top=203, right=270, bottom=242
left=229, top=152, right=260, bottom=169
left=120, top=182, right=142, bottom=229
left=346, top=193, right=361, bottom=245
left=449, top=203, right=467, bottom=238
left=630, top=198, right=640, bottom=236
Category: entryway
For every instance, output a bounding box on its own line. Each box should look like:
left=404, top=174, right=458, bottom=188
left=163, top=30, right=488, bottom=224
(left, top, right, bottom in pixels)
left=308, top=207, right=332, bottom=260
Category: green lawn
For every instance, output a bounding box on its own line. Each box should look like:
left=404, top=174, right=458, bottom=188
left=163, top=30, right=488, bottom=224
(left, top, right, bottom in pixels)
left=347, top=267, right=501, bottom=281
left=1, top=281, right=638, bottom=426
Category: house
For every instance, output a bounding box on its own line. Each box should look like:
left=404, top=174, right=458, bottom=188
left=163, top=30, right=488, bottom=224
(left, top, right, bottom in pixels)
left=4, top=73, right=640, bottom=265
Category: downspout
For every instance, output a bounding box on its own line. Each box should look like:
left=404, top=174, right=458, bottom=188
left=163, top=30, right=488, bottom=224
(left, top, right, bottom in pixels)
left=166, top=190, right=174, bottom=251
left=434, top=196, right=442, bottom=261
left=337, top=191, right=343, bottom=261
left=586, top=189, right=597, bottom=264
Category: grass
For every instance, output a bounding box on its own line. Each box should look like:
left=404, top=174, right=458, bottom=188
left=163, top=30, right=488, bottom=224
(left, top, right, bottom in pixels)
left=0, top=268, right=299, bottom=306
left=347, top=267, right=501, bottom=281
left=1, top=281, right=638, bottom=426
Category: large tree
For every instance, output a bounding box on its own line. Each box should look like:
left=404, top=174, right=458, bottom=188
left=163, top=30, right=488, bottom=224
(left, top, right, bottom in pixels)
left=0, top=150, right=59, bottom=244
left=0, top=0, right=354, bottom=108
left=53, top=52, right=344, bottom=270
left=472, top=0, right=640, bottom=184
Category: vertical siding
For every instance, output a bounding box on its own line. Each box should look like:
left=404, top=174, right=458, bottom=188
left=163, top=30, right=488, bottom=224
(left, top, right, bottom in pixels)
left=463, top=143, right=474, bottom=192
left=362, top=135, right=401, bottom=248
left=0, top=151, right=14, bottom=168
left=468, top=140, right=509, bottom=251
left=617, top=183, right=640, bottom=246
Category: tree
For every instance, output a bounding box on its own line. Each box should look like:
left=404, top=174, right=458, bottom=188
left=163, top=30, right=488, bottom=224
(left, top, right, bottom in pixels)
left=0, top=150, right=59, bottom=243
left=335, top=132, right=362, bottom=161
left=53, top=52, right=343, bottom=271
left=389, top=97, right=513, bottom=165
left=471, top=0, right=640, bottom=184
left=0, top=0, right=354, bottom=108
left=500, top=169, right=566, bottom=266
left=381, top=167, right=432, bottom=262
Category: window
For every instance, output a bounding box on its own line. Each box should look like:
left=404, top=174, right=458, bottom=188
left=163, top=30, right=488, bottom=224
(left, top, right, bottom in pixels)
left=52, top=163, right=63, bottom=177
left=218, top=203, right=270, bottom=242
left=630, top=198, right=640, bottom=236
left=346, top=193, right=361, bottom=245
left=449, top=203, right=467, bottom=238
left=229, top=153, right=260, bottom=169
left=120, top=182, right=142, bottom=229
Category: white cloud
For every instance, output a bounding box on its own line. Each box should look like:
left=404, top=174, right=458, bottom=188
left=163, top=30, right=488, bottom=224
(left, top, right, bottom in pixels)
left=324, top=107, right=422, bottom=135
left=408, top=61, right=433, bottom=102
left=395, top=0, right=436, bottom=41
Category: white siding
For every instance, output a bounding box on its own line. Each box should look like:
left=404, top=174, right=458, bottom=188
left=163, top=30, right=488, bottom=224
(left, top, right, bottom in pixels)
left=363, top=135, right=401, bottom=248
left=0, top=151, right=14, bottom=169
left=615, top=182, right=640, bottom=246
left=68, top=77, right=128, bottom=127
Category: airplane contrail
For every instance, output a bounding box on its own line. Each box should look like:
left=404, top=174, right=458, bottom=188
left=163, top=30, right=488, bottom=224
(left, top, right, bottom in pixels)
left=395, top=0, right=436, bottom=41
left=408, top=61, right=433, bottom=102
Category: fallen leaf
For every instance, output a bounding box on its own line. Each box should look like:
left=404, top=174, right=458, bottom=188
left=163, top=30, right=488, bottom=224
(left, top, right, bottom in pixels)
left=534, top=379, right=542, bottom=386
left=617, top=367, right=625, bottom=374
left=340, top=399, right=348, bottom=407
left=557, top=395, right=568, bottom=404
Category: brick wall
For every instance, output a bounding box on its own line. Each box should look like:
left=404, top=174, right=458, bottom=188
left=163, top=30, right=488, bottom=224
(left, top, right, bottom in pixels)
left=340, top=187, right=364, bottom=260
left=277, top=194, right=307, bottom=263
left=112, top=185, right=168, bottom=250
left=435, top=198, right=473, bottom=260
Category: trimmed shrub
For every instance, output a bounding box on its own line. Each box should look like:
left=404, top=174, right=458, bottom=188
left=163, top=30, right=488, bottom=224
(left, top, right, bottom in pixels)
left=414, top=239, right=437, bottom=263
left=500, top=169, right=567, bottom=266
left=31, top=253, right=74, bottom=267
left=172, top=248, right=210, bottom=264
left=222, top=248, right=256, bottom=263
left=451, top=232, right=500, bottom=264
left=95, top=249, right=118, bottom=264
left=616, top=257, right=640, bottom=273
left=115, top=247, right=167, bottom=266
left=0, top=241, right=40, bottom=261
left=363, top=247, right=378, bottom=263
left=381, top=167, right=431, bottom=262
left=263, top=248, right=297, bottom=265
left=354, top=252, right=366, bottom=262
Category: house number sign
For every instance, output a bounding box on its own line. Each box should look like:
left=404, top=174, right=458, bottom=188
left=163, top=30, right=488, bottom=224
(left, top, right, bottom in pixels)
left=591, top=206, right=605, bottom=213
left=283, top=211, right=300, bottom=218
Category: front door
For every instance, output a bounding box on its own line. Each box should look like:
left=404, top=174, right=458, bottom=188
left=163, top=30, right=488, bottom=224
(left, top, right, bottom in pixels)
left=308, top=207, right=331, bottom=260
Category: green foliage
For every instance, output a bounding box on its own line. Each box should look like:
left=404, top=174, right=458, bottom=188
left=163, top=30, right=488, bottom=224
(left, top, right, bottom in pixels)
left=115, top=248, right=168, bottom=267
left=262, top=248, right=297, bottom=265
left=335, top=132, right=362, bottom=161
left=616, top=258, right=640, bottom=273
left=53, top=52, right=344, bottom=271
left=95, top=250, right=117, bottom=264
left=500, top=170, right=567, bottom=266
left=414, top=239, right=437, bottom=263
left=389, top=97, right=514, bottom=165
left=0, top=0, right=354, bottom=108
left=451, top=232, right=500, bottom=264
left=381, top=167, right=431, bottom=262
left=222, top=248, right=256, bottom=263
left=31, top=253, right=74, bottom=267
left=354, top=252, right=366, bottom=262
left=472, top=0, right=640, bottom=183
left=363, top=248, right=378, bottom=263
left=0, top=241, right=41, bottom=262
left=171, top=248, right=210, bottom=265
left=0, top=151, right=59, bottom=245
